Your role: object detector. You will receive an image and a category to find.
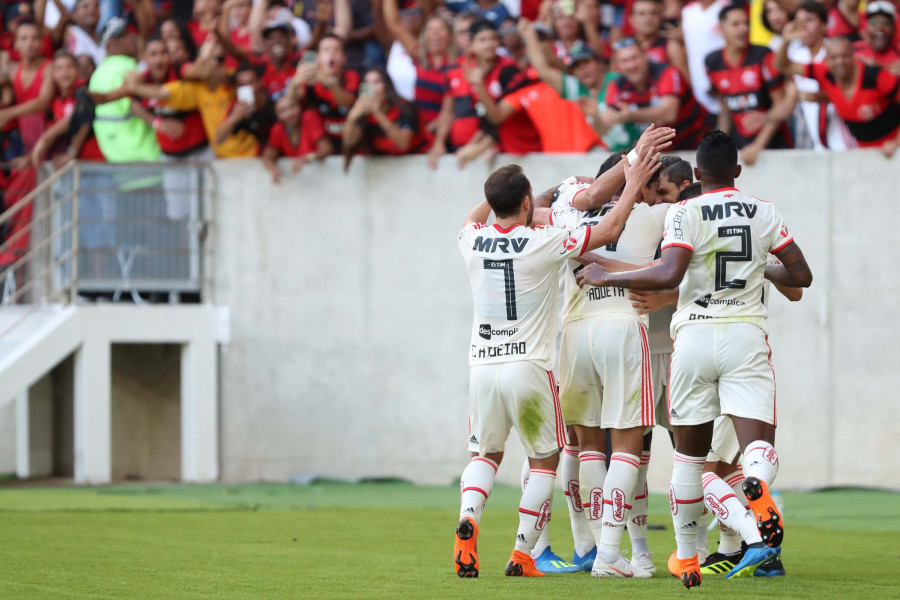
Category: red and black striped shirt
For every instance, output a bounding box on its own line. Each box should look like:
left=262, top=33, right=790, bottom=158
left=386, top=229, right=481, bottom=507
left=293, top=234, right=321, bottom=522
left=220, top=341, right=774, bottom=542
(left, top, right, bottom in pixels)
left=304, top=69, right=360, bottom=152
left=141, top=67, right=208, bottom=157
left=803, top=60, right=900, bottom=147
left=606, top=62, right=709, bottom=150
left=706, top=44, right=791, bottom=149
left=414, top=56, right=453, bottom=126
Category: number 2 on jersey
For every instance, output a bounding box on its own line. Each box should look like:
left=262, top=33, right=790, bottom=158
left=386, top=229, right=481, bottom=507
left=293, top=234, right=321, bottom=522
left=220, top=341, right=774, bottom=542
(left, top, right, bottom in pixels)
left=715, top=225, right=751, bottom=291
left=484, top=259, right=517, bottom=320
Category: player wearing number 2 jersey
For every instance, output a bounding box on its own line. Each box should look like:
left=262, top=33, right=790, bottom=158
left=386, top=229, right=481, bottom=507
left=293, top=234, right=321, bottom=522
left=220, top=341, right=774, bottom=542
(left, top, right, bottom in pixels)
left=575, top=130, right=812, bottom=588
left=453, top=161, right=652, bottom=579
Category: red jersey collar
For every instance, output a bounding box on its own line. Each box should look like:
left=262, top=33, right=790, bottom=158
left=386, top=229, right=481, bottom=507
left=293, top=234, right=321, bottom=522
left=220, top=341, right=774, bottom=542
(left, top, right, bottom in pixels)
left=493, top=223, right=522, bottom=233
left=702, top=186, right=740, bottom=195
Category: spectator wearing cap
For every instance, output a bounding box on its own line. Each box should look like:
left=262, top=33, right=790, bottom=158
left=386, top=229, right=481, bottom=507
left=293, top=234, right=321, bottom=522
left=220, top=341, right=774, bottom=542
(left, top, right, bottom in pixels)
left=630, top=0, right=689, bottom=76
left=776, top=30, right=900, bottom=156
left=88, top=16, right=161, bottom=162
left=853, top=1, right=900, bottom=74
left=215, top=62, right=277, bottom=150
left=681, top=0, right=726, bottom=116
left=430, top=19, right=541, bottom=165
left=0, top=17, right=54, bottom=157
left=258, top=20, right=301, bottom=99
left=601, top=36, right=709, bottom=149
left=705, top=2, right=794, bottom=165
left=520, top=18, right=640, bottom=150
left=342, top=66, right=432, bottom=168
left=262, top=95, right=332, bottom=183
left=383, top=0, right=456, bottom=130
left=288, top=33, right=359, bottom=152
left=781, top=1, right=855, bottom=150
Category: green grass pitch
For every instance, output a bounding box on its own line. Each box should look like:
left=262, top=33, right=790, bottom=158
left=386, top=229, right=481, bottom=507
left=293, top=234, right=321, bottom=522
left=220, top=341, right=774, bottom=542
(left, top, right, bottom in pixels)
left=1, top=482, right=899, bottom=598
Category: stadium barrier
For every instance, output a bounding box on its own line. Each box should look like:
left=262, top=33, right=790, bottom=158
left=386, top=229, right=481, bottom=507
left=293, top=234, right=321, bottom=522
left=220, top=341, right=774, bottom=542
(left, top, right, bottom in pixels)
left=209, top=151, right=899, bottom=492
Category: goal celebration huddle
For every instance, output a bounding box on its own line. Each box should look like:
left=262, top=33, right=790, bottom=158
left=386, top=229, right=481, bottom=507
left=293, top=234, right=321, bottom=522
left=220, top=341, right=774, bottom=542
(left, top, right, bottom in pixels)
left=454, top=126, right=813, bottom=588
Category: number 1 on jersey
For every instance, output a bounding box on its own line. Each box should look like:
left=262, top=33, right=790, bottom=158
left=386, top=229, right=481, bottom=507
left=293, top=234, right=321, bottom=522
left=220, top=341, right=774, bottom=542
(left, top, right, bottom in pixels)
left=484, top=259, right=517, bottom=320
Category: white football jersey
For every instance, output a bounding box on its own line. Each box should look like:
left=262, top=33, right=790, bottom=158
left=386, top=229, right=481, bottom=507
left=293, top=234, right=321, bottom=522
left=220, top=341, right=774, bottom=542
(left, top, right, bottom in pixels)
left=661, top=187, right=794, bottom=337
left=459, top=222, right=592, bottom=371
left=552, top=201, right=667, bottom=327
left=551, top=175, right=593, bottom=209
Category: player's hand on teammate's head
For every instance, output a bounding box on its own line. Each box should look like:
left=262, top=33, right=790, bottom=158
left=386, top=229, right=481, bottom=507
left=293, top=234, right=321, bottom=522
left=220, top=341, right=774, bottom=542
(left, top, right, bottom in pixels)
left=575, top=263, right=609, bottom=288
left=635, top=123, right=676, bottom=155
left=623, top=147, right=662, bottom=187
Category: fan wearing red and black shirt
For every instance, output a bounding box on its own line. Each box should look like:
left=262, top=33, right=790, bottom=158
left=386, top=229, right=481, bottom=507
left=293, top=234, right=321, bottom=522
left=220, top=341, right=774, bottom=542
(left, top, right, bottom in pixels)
left=706, top=3, right=793, bottom=165
left=777, top=35, right=900, bottom=156
left=30, top=50, right=104, bottom=167
left=342, top=66, right=432, bottom=167
left=601, top=37, right=709, bottom=149
left=431, top=19, right=541, bottom=161
left=263, top=95, right=333, bottom=183
left=630, top=0, right=689, bottom=77
left=256, top=22, right=301, bottom=99
left=139, top=37, right=211, bottom=161
left=853, top=1, right=900, bottom=74
left=288, top=33, right=359, bottom=152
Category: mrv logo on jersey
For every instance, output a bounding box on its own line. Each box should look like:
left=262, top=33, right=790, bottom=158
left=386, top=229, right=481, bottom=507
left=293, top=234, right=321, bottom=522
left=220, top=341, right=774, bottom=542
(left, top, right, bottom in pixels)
left=472, top=237, right=529, bottom=253
left=479, top=324, right=519, bottom=340
left=701, top=202, right=758, bottom=221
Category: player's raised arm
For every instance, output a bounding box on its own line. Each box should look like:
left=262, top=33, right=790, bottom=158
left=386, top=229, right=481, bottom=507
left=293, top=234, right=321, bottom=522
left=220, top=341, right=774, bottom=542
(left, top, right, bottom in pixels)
left=767, top=241, right=813, bottom=288
left=581, top=149, right=662, bottom=252
left=463, top=200, right=493, bottom=226
left=576, top=124, right=676, bottom=211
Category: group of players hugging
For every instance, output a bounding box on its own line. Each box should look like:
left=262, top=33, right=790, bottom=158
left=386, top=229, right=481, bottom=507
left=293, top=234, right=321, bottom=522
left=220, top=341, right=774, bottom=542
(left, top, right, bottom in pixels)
left=454, top=124, right=813, bottom=588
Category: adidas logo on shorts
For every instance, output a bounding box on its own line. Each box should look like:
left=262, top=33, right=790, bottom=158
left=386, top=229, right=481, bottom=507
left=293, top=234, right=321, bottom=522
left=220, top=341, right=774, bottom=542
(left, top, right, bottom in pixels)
left=670, top=409, right=679, bottom=419
left=469, top=435, right=479, bottom=445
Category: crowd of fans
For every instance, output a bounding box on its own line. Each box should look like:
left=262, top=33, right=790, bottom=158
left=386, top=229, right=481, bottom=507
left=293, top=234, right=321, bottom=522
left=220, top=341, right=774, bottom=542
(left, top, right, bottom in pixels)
left=0, top=0, right=896, bottom=190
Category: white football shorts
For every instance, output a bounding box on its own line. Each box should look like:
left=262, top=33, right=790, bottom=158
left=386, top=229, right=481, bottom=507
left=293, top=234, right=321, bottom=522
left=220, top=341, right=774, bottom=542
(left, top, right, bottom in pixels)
left=559, top=316, right=655, bottom=430
left=668, top=323, right=777, bottom=427
left=467, top=361, right=565, bottom=459
left=708, top=415, right=742, bottom=464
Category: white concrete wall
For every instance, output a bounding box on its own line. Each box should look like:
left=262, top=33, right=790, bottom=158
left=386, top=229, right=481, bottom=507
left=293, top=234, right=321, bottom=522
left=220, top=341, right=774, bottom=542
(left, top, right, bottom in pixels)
left=210, top=150, right=900, bottom=491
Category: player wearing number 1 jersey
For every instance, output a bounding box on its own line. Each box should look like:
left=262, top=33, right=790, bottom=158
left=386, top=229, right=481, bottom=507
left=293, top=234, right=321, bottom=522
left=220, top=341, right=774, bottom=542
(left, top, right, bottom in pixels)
left=453, top=163, right=645, bottom=579
left=575, top=131, right=812, bottom=588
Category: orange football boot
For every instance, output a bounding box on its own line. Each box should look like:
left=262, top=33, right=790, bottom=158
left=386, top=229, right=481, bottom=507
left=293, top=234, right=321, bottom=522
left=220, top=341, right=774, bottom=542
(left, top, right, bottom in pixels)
left=742, top=477, right=784, bottom=547
left=453, top=517, right=479, bottom=578
left=668, top=552, right=701, bottom=589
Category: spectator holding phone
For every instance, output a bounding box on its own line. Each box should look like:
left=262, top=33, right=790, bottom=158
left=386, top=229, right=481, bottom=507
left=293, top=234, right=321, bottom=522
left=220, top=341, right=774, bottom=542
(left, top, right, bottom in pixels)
left=215, top=62, right=277, bottom=150
left=342, top=67, right=431, bottom=168
left=288, top=33, right=358, bottom=152
left=262, top=95, right=332, bottom=182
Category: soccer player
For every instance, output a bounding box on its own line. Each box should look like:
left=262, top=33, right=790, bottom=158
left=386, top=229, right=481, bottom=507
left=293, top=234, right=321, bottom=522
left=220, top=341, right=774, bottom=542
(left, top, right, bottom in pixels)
left=775, top=29, right=900, bottom=157
left=575, top=130, right=813, bottom=587
left=705, top=3, right=793, bottom=166
left=454, top=152, right=660, bottom=578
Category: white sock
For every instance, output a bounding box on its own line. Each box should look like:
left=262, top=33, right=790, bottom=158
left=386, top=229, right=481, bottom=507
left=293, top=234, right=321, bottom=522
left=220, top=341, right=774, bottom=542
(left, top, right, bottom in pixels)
left=598, top=453, right=640, bottom=563
left=460, top=457, right=497, bottom=524
left=628, top=451, right=651, bottom=556
left=579, top=451, right=607, bottom=546
left=515, top=469, right=556, bottom=554
left=697, top=506, right=709, bottom=556
left=562, top=445, right=595, bottom=555
left=702, top=472, right=762, bottom=548
left=671, top=452, right=705, bottom=559
left=520, top=459, right=552, bottom=557
left=724, top=467, right=749, bottom=510
left=743, top=441, right=779, bottom=485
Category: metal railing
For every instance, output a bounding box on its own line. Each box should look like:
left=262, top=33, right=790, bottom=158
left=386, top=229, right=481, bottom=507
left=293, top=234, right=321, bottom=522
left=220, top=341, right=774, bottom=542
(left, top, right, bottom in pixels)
left=0, top=160, right=214, bottom=337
